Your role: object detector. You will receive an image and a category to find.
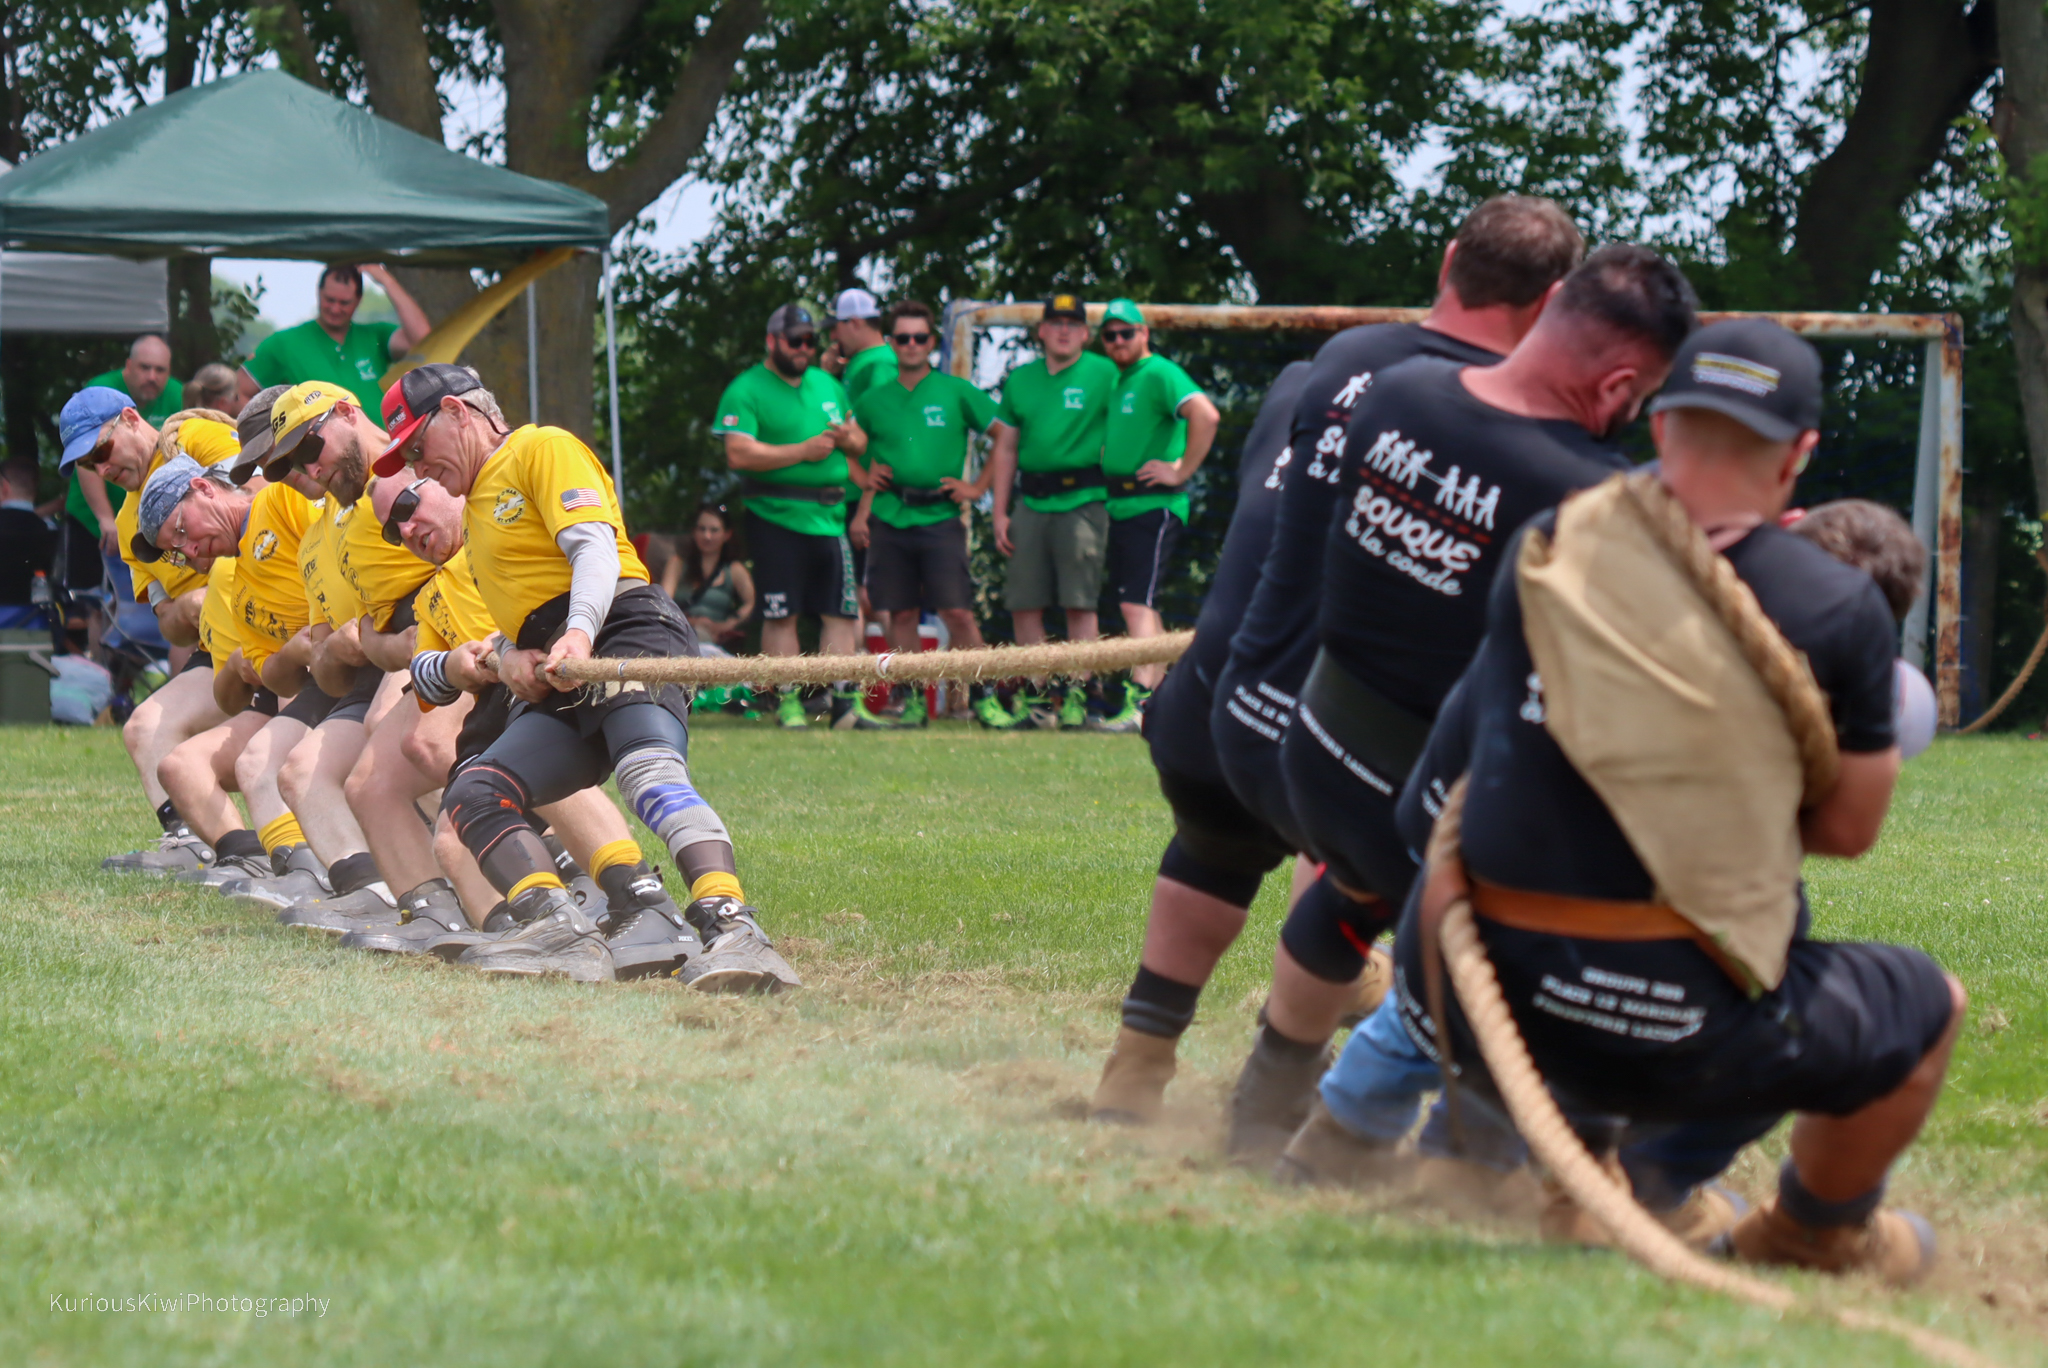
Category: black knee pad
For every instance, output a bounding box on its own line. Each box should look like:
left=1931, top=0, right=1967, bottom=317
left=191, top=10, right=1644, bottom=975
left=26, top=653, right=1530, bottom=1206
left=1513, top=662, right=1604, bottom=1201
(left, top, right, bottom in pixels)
left=1278, top=872, right=1395, bottom=984
left=1158, top=835, right=1264, bottom=909
left=442, top=761, right=554, bottom=894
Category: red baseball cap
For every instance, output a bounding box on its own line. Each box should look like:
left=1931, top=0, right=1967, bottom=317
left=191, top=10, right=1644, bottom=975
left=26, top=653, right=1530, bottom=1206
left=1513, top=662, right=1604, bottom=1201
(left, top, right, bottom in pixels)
left=374, top=363, right=486, bottom=477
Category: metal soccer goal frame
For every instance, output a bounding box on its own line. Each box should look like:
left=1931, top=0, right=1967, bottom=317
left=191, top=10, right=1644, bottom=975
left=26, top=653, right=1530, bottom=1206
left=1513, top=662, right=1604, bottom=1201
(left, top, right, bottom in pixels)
left=944, top=301, right=1965, bottom=724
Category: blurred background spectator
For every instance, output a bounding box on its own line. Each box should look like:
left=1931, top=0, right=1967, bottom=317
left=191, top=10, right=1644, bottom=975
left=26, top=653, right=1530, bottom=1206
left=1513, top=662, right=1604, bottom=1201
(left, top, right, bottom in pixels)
left=661, top=503, right=755, bottom=654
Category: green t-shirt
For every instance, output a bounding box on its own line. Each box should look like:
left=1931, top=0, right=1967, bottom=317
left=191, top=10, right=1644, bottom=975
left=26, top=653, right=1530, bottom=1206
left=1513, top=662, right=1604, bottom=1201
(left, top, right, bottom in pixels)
left=994, top=352, right=1117, bottom=514
left=841, top=344, right=895, bottom=405
left=853, top=370, right=999, bottom=529
left=244, top=318, right=401, bottom=414
left=714, top=363, right=853, bottom=536
left=1105, top=353, right=1201, bottom=522
left=64, top=371, right=185, bottom=536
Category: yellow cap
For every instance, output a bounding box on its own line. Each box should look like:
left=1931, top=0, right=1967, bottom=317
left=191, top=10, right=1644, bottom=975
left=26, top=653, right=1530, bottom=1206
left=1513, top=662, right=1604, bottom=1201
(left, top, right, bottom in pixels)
left=265, top=382, right=351, bottom=473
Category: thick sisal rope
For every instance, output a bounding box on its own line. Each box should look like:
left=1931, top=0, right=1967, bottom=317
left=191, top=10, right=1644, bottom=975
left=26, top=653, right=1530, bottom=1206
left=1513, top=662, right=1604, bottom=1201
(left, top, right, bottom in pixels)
left=1432, top=472, right=1995, bottom=1368
left=548, top=630, right=1192, bottom=688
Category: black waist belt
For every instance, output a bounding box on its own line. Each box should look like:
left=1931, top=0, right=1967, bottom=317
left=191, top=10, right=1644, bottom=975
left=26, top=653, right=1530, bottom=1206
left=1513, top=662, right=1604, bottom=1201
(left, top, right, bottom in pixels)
left=740, top=478, right=844, bottom=505
left=1018, top=467, right=1106, bottom=499
left=893, top=485, right=955, bottom=508
left=1299, top=647, right=1432, bottom=787
left=1106, top=475, right=1143, bottom=499
left=514, top=579, right=657, bottom=652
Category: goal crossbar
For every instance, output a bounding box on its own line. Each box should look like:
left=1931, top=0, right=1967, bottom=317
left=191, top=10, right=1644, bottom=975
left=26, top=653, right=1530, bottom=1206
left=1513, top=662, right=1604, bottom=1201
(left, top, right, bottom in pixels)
left=945, top=302, right=1966, bottom=724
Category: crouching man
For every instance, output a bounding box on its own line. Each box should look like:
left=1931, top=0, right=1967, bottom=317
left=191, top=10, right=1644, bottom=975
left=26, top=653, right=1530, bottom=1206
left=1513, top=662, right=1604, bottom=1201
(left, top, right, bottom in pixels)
left=1391, top=320, right=1963, bottom=1283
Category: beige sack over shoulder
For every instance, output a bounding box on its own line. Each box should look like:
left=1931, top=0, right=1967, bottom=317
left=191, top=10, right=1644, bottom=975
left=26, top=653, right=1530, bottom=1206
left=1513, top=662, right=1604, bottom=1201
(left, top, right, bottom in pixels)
left=1515, top=473, right=1837, bottom=992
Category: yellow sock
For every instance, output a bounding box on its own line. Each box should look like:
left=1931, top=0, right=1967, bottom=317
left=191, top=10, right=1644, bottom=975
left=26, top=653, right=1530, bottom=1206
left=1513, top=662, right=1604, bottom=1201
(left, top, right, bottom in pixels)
left=688, top=871, right=744, bottom=905
left=257, top=812, right=306, bottom=855
left=589, top=839, right=643, bottom=879
left=507, top=870, right=567, bottom=901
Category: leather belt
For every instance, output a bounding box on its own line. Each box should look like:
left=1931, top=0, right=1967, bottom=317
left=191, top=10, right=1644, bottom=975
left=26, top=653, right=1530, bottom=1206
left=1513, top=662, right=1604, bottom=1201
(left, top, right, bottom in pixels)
left=740, top=478, right=844, bottom=505
left=1018, top=467, right=1105, bottom=498
left=1469, top=877, right=1745, bottom=985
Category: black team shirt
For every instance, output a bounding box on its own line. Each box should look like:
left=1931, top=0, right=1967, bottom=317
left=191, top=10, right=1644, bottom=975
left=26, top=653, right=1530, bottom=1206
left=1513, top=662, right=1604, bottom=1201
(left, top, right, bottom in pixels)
left=1403, top=513, right=1898, bottom=898
left=1219, top=324, right=1502, bottom=744
left=1316, top=356, right=1629, bottom=719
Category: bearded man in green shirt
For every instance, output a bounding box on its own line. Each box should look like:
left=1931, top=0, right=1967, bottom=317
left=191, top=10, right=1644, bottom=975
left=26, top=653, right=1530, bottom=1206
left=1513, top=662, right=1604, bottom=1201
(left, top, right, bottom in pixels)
left=1099, top=298, right=1220, bottom=730
left=237, top=264, right=432, bottom=413
left=847, top=300, right=1009, bottom=729
left=715, top=303, right=871, bottom=728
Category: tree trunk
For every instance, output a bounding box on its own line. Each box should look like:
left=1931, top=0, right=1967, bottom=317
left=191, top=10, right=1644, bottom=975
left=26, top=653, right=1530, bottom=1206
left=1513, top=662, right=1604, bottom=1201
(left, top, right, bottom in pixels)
left=1999, top=0, right=2048, bottom=514
left=1793, top=0, right=1998, bottom=308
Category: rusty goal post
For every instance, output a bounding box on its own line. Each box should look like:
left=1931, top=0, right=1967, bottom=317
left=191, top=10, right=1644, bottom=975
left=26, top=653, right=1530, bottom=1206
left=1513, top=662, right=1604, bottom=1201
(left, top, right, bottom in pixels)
left=943, top=301, right=1965, bottom=725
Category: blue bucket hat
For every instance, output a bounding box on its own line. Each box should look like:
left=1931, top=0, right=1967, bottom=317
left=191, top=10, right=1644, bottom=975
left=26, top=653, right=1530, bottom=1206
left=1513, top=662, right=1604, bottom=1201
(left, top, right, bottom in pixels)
left=59, top=386, right=137, bottom=473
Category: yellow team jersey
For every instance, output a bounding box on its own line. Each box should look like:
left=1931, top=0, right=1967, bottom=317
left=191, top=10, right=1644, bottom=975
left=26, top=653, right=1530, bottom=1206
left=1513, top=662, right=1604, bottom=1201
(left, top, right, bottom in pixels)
left=232, top=481, right=317, bottom=670
left=197, top=555, right=242, bottom=661
left=462, top=425, right=648, bottom=639
left=118, top=417, right=240, bottom=604
left=413, top=547, right=497, bottom=653
left=338, top=476, right=436, bottom=630
left=299, top=494, right=366, bottom=630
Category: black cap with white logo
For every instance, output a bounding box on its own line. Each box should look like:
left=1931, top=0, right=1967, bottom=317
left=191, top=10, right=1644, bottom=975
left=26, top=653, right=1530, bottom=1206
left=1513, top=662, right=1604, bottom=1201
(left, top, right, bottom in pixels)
left=1649, top=318, right=1822, bottom=441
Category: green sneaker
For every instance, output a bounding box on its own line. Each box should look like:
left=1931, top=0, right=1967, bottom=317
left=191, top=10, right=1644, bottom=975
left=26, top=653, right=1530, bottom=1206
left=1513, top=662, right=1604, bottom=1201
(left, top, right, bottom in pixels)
left=973, top=691, right=1020, bottom=729
left=1059, top=686, right=1088, bottom=729
left=899, top=690, right=930, bottom=728
left=1088, top=683, right=1149, bottom=734
left=776, top=692, right=808, bottom=729
left=834, top=695, right=896, bottom=730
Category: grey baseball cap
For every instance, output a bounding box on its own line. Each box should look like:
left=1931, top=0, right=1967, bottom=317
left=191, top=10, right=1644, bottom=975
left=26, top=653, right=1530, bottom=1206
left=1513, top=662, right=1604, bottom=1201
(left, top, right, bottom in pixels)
left=131, top=454, right=227, bottom=563
left=766, top=303, right=816, bottom=337
left=228, top=384, right=293, bottom=485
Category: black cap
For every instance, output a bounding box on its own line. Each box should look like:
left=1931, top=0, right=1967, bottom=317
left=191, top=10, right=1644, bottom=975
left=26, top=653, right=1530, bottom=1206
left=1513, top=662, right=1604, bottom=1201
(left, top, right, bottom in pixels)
left=1042, top=292, right=1086, bottom=323
left=1649, top=319, right=1822, bottom=442
left=766, top=303, right=815, bottom=336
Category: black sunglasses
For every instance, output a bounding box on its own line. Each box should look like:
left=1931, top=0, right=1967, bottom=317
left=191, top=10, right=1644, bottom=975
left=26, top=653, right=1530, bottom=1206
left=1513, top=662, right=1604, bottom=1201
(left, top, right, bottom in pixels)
left=1101, top=326, right=1138, bottom=343
left=270, top=408, right=338, bottom=478
left=782, top=332, right=818, bottom=350
left=382, top=477, right=431, bottom=546
left=892, top=331, right=933, bottom=345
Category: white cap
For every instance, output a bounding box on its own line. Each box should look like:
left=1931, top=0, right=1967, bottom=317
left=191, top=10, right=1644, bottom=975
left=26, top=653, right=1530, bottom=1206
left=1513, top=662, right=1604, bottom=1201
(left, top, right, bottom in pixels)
left=833, top=287, right=881, bottom=321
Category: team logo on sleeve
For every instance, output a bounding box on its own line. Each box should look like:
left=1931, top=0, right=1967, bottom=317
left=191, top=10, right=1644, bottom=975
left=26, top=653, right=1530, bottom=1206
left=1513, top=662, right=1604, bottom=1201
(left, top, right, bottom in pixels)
left=251, top=530, right=279, bottom=561
left=560, top=488, right=602, bottom=512
left=492, top=489, right=526, bottom=524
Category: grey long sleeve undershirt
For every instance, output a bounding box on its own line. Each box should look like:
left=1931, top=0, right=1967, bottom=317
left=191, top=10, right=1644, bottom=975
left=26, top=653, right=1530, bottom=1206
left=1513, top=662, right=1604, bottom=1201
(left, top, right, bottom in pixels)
left=557, top=522, right=621, bottom=642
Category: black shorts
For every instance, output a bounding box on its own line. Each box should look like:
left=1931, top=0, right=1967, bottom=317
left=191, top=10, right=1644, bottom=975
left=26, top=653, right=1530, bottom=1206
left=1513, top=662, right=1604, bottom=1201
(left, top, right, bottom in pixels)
left=1211, top=663, right=1308, bottom=855
left=279, top=680, right=337, bottom=726
left=1393, top=907, right=1957, bottom=1123
left=181, top=649, right=214, bottom=674
left=747, top=510, right=857, bottom=620
left=451, top=684, right=513, bottom=780
left=866, top=518, right=972, bottom=613
left=325, top=662, right=385, bottom=725
left=1147, top=656, right=1293, bottom=877
left=1106, top=508, right=1182, bottom=610
left=246, top=686, right=280, bottom=718
left=509, top=585, right=696, bottom=740
left=1279, top=708, right=1419, bottom=905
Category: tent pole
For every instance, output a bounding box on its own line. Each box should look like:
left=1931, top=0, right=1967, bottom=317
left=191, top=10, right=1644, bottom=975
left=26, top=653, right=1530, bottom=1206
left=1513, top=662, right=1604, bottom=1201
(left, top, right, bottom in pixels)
left=525, top=281, right=539, bottom=427
left=601, top=248, right=623, bottom=499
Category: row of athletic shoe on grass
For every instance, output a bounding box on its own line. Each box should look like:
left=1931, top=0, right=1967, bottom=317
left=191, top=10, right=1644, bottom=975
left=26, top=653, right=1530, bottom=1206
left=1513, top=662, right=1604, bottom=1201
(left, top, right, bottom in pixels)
left=102, top=825, right=802, bottom=991
left=726, top=677, right=1150, bottom=733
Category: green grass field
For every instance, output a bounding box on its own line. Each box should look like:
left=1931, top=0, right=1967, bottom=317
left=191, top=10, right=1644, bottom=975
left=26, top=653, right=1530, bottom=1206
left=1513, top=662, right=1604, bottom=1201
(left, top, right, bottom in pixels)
left=1, top=721, right=2043, bottom=1366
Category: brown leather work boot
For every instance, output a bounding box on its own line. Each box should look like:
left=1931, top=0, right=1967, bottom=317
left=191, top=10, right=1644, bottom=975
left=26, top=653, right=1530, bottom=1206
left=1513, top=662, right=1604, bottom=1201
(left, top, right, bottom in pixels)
left=1542, top=1174, right=1747, bottom=1251
left=1416, top=1155, right=1545, bottom=1221
left=1088, top=1026, right=1178, bottom=1125
left=1339, top=946, right=1396, bottom=1028
left=1272, top=1101, right=1409, bottom=1188
left=1721, top=1197, right=1935, bottom=1285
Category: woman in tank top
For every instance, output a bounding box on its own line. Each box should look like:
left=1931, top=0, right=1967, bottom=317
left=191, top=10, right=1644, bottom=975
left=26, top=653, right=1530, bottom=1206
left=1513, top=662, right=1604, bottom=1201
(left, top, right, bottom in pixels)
left=661, top=503, right=754, bottom=651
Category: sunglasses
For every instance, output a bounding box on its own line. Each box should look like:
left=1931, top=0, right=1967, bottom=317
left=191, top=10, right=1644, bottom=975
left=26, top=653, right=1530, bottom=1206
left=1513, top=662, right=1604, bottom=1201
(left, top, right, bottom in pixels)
left=402, top=408, right=440, bottom=466
left=782, top=333, right=818, bottom=351
left=382, top=477, right=432, bottom=546
left=79, top=417, right=120, bottom=471
left=1101, top=326, right=1138, bottom=343
left=892, top=331, right=933, bottom=345
left=272, top=408, right=339, bottom=477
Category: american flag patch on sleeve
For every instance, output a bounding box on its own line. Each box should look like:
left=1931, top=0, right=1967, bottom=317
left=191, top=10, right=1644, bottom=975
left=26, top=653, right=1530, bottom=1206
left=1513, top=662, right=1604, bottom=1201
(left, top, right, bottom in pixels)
left=560, top=488, right=603, bottom=511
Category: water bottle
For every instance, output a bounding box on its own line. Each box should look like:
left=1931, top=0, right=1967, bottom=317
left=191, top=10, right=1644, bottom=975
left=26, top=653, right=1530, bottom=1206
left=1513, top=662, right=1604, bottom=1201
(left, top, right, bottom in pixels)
left=29, top=571, right=50, bottom=608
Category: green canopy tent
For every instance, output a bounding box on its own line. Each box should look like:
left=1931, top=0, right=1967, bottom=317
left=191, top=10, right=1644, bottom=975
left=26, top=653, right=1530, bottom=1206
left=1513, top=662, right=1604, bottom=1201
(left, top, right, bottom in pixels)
left=0, top=69, right=629, bottom=484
